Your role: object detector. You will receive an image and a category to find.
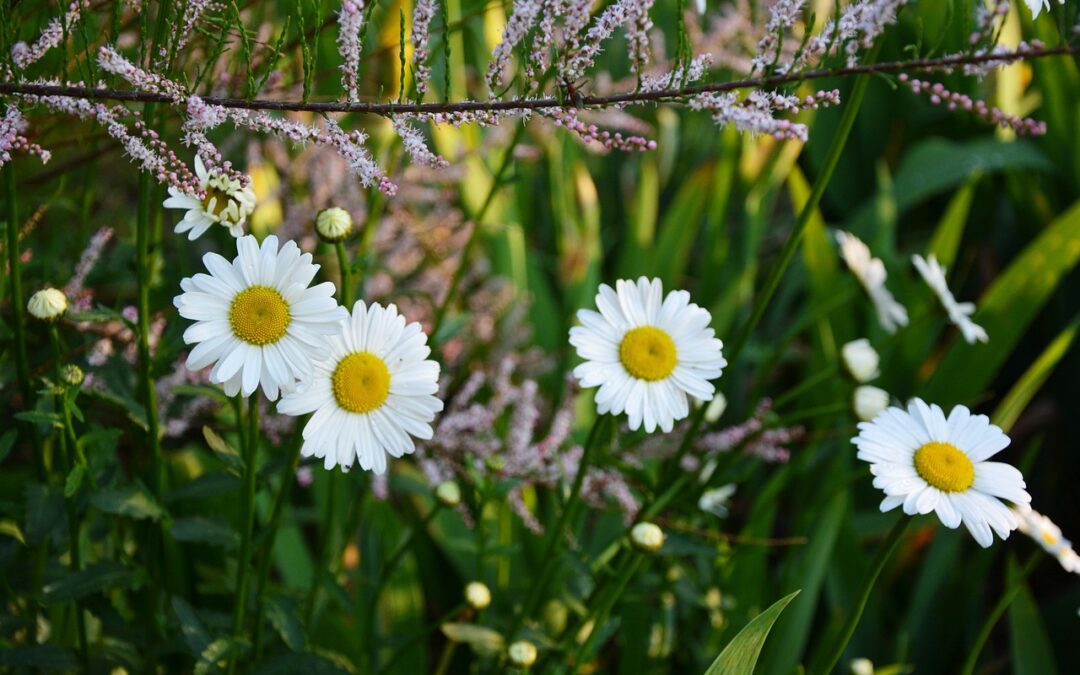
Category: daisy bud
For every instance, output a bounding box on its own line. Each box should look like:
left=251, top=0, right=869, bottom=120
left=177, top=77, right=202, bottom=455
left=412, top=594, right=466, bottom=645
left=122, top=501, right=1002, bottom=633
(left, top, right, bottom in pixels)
left=630, top=522, right=665, bottom=553
left=61, top=364, right=85, bottom=388
left=27, top=288, right=67, bottom=321
left=704, top=393, right=727, bottom=424
left=464, top=581, right=491, bottom=610
left=507, top=640, right=537, bottom=669
left=435, top=480, right=462, bottom=508
left=849, top=658, right=875, bottom=675
left=841, top=339, right=880, bottom=382
left=853, top=385, right=890, bottom=422
left=316, top=207, right=354, bottom=243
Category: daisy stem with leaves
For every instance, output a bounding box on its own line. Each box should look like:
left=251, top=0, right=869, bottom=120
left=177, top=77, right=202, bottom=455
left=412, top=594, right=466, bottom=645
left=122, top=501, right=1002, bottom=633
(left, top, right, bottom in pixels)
left=958, top=550, right=1042, bottom=675
left=228, top=392, right=260, bottom=675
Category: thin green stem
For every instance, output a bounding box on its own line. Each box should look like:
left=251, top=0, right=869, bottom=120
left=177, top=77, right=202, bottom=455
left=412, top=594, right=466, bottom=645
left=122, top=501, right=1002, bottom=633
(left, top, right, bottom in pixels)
left=432, top=640, right=457, bottom=675
left=958, top=551, right=1042, bottom=675
left=507, top=415, right=611, bottom=643
left=570, top=553, right=645, bottom=673
left=809, top=514, right=909, bottom=675
left=773, top=364, right=840, bottom=409
left=335, top=241, right=353, bottom=308
left=135, top=168, right=164, bottom=499
left=304, top=469, right=340, bottom=625
left=378, top=602, right=465, bottom=675
left=228, top=393, right=260, bottom=675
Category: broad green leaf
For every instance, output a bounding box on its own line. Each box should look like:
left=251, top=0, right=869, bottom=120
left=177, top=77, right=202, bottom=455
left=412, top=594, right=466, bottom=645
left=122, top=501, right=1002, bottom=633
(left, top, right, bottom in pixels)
left=440, top=622, right=505, bottom=656
left=704, top=590, right=800, bottom=675
left=1007, top=557, right=1058, bottom=675
left=992, top=315, right=1078, bottom=433
left=653, top=165, right=712, bottom=286
left=616, top=158, right=659, bottom=279
left=265, top=595, right=306, bottom=651
left=14, top=410, right=63, bottom=427
left=170, top=517, right=240, bottom=549
left=203, top=426, right=245, bottom=476
left=923, top=200, right=1080, bottom=405
left=892, top=138, right=1052, bottom=211
left=91, top=482, right=168, bottom=521
left=927, top=180, right=977, bottom=269
left=43, top=561, right=132, bottom=604
left=0, top=646, right=79, bottom=669
left=64, top=464, right=86, bottom=498
left=172, top=596, right=212, bottom=656
left=0, top=429, right=17, bottom=464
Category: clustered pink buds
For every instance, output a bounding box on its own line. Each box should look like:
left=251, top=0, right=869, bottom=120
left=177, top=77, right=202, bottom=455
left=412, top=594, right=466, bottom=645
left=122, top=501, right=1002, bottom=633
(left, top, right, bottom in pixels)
left=0, top=106, right=51, bottom=167
left=899, top=74, right=1046, bottom=136
left=547, top=109, right=657, bottom=152
left=410, top=0, right=440, bottom=97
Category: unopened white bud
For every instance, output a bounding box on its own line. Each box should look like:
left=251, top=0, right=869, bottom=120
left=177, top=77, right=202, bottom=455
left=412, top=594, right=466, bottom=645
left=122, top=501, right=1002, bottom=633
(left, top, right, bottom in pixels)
left=853, top=386, right=890, bottom=422
left=630, top=522, right=665, bottom=553
left=315, top=207, right=353, bottom=242
left=27, top=288, right=67, bottom=320
left=464, top=581, right=491, bottom=610
left=508, top=640, right=537, bottom=668
left=704, top=393, right=727, bottom=424
left=841, top=339, right=880, bottom=383
left=435, top=480, right=461, bottom=508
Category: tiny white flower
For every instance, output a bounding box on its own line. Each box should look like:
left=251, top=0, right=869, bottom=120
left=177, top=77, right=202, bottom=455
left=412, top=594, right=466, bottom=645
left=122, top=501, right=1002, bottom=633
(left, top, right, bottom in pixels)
left=853, top=385, right=890, bottom=422
left=630, top=522, right=665, bottom=553
left=569, top=277, right=726, bottom=433
left=163, top=156, right=256, bottom=240
left=1013, top=504, right=1080, bottom=575
left=316, top=206, right=354, bottom=243
left=278, top=300, right=444, bottom=474
left=174, top=234, right=347, bottom=399
left=1025, top=0, right=1063, bottom=19
left=464, top=581, right=492, bottom=610
left=841, top=338, right=880, bottom=382
left=912, top=254, right=988, bottom=345
left=853, top=399, right=1031, bottom=548
left=699, top=483, right=737, bottom=518
left=27, top=287, right=67, bottom=320
left=836, top=231, right=909, bottom=334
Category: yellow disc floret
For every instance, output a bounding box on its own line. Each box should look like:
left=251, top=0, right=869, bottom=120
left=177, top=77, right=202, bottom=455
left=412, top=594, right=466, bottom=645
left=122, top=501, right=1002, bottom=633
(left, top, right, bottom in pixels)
left=619, top=326, right=677, bottom=381
left=332, top=352, right=391, bottom=414
left=913, top=441, right=975, bottom=493
left=202, top=186, right=233, bottom=219
left=229, top=286, right=291, bottom=345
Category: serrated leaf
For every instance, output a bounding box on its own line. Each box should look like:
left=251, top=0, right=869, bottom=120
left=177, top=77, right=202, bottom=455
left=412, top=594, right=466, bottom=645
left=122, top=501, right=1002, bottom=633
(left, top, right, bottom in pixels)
left=0, top=429, right=17, bottom=464
left=170, top=517, right=240, bottom=549
left=172, top=596, right=212, bottom=656
left=0, top=646, right=79, bottom=669
left=64, top=464, right=86, bottom=498
left=43, top=561, right=132, bottom=604
left=203, top=426, right=245, bottom=476
left=440, top=622, right=505, bottom=656
left=704, top=590, right=800, bottom=675
left=25, top=483, right=66, bottom=545
left=91, top=482, right=168, bottom=521
left=265, top=595, right=306, bottom=651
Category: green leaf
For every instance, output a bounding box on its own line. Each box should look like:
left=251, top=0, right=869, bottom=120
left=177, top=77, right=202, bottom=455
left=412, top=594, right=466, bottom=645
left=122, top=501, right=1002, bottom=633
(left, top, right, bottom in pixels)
left=265, top=595, right=306, bottom=651
left=166, top=471, right=242, bottom=503
left=91, top=482, right=168, bottom=521
left=14, top=410, right=63, bottom=427
left=1007, top=557, right=1058, bottom=675
left=196, top=637, right=249, bottom=675
left=64, top=464, right=86, bottom=498
left=440, top=622, right=505, bottom=656
left=170, top=517, right=240, bottom=549
left=992, top=315, right=1079, bottom=433
left=0, top=646, right=79, bottom=669
left=0, top=429, right=17, bottom=464
left=172, top=596, right=212, bottom=656
left=42, top=561, right=132, bottom=604
left=652, top=165, right=712, bottom=286
left=0, top=519, right=26, bottom=545
left=704, top=590, right=800, bottom=675
left=203, top=426, right=245, bottom=476
left=923, top=200, right=1080, bottom=405
left=927, top=179, right=977, bottom=268
left=25, top=483, right=66, bottom=545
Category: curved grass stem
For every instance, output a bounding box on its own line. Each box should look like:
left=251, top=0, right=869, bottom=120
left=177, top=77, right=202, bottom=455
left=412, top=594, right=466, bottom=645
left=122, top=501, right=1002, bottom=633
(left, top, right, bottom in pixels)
left=958, top=550, right=1042, bottom=675
left=227, top=393, right=260, bottom=675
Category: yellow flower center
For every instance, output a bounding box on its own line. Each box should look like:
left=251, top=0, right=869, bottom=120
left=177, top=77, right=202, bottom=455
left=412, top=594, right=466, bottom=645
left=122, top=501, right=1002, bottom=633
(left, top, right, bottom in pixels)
left=202, top=186, right=232, bottom=218
left=332, top=352, right=391, bottom=414
left=1041, top=531, right=1059, bottom=547
left=913, top=442, right=975, bottom=493
left=619, top=326, right=677, bottom=381
left=229, top=286, right=290, bottom=345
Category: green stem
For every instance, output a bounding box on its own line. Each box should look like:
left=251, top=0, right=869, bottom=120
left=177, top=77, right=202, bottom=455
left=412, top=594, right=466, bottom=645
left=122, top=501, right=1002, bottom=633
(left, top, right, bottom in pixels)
left=773, top=364, right=840, bottom=409
left=377, top=602, right=465, bottom=675
left=570, top=553, right=645, bottom=673
left=507, top=415, right=611, bottom=643
left=335, top=241, right=353, bottom=308
left=958, top=551, right=1042, bottom=675
left=810, top=514, right=909, bottom=675
left=432, top=640, right=457, bottom=675
left=228, top=393, right=260, bottom=675
left=135, top=168, right=164, bottom=499
left=303, top=469, right=340, bottom=625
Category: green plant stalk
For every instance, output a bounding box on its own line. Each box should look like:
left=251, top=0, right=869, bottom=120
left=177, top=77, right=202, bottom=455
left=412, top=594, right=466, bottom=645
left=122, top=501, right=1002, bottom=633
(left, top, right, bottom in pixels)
left=135, top=168, right=164, bottom=499
left=50, top=326, right=88, bottom=671
left=378, top=602, right=466, bottom=675
left=507, top=415, right=611, bottom=643
left=810, top=514, right=909, bottom=675
left=227, top=393, right=261, bottom=675
left=570, top=552, right=645, bottom=673
left=958, top=551, right=1042, bottom=675
left=335, top=240, right=354, bottom=307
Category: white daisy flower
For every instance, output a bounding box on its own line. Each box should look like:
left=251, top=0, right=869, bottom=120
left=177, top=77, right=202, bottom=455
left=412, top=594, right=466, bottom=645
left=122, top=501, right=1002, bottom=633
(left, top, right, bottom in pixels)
left=174, top=234, right=347, bottom=400
left=569, top=277, right=726, bottom=433
left=836, top=231, right=909, bottom=334
left=163, top=156, right=256, bottom=240
left=1013, top=504, right=1080, bottom=574
left=852, top=399, right=1031, bottom=548
left=277, top=301, right=444, bottom=474
left=1025, top=0, right=1062, bottom=19
left=912, top=254, right=988, bottom=345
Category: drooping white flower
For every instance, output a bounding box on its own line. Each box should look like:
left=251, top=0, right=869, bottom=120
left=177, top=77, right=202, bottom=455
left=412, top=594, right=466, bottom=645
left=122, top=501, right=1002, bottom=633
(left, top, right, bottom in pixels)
left=174, top=235, right=347, bottom=399
left=853, top=399, right=1030, bottom=548
left=277, top=301, right=444, bottom=474
left=163, top=155, right=256, bottom=240
left=1024, top=0, right=1063, bottom=19
left=841, top=338, right=880, bottom=382
left=912, top=254, right=988, bottom=345
left=1013, top=504, right=1080, bottom=575
left=853, top=385, right=890, bottom=422
left=836, top=231, right=909, bottom=334
left=569, top=277, right=726, bottom=433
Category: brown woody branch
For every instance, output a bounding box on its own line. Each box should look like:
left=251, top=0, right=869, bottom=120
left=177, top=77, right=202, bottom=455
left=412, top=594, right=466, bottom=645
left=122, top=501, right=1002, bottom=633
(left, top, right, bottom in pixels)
left=1, top=45, right=1077, bottom=116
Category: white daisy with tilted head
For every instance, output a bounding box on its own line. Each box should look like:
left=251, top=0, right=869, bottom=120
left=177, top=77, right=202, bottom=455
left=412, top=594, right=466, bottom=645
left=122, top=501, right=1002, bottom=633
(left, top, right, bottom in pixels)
left=836, top=231, right=909, bottom=334
left=1013, top=504, right=1080, bottom=574
left=569, top=277, right=726, bottom=433
left=163, top=156, right=256, bottom=240
left=853, top=399, right=1030, bottom=547
left=912, top=254, right=988, bottom=345
left=174, top=234, right=347, bottom=399
left=277, top=301, right=443, bottom=474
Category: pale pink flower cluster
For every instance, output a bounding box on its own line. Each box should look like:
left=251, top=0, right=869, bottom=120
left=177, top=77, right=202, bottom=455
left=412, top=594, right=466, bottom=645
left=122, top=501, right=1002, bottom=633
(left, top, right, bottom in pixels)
left=782, top=0, right=910, bottom=73
left=689, top=89, right=841, bottom=142
left=98, top=46, right=187, bottom=101
left=392, top=118, right=449, bottom=168
left=0, top=106, right=51, bottom=167
left=63, top=227, right=114, bottom=312
left=410, top=0, right=440, bottom=97
left=752, top=0, right=806, bottom=73
left=173, top=1, right=223, bottom=56
left=899, top=75, right=1046, bottom=136
left=563, top=0, right=656, bottom=83
left=487, top=0, right=543, bottom=96
left=337, top=0, right=368, bottom=102
left=10, top=1, right=87, bottom=71
left=694, top=400, right=803, bottom=465
left=546, top=109, right=657, bottom=152
left=640, top=54, right=714, bottom=92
